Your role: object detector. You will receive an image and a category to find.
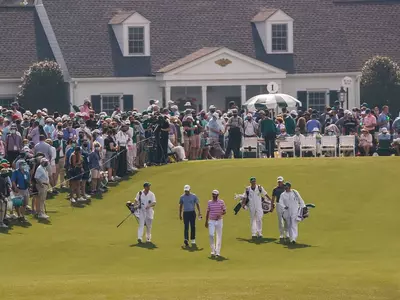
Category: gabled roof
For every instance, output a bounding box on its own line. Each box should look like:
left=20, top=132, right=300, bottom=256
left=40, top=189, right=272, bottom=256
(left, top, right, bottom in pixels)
left=37, top=0, right=400, bottom=78
left=251, top=8, right=278, bottom=22
left=0, top=7, right=54, bottom=79
left=108, top=10, right=135, bottom=25
left=157, top=47, right=221, bottom=73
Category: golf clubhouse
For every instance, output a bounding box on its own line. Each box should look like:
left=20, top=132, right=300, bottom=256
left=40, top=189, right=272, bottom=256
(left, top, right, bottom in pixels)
left=1, top=1, right=399, bottom=114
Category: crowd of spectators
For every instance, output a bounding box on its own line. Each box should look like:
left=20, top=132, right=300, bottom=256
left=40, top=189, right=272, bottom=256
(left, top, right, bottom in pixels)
left=0, top=99, right=399, bottom=229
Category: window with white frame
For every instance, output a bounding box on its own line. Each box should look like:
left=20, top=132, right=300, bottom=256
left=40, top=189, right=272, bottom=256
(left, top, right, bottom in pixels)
left=307, top=91, right=327, bottom=113
left=271, top=24, right=288, bottom=52
left=128, top=27, right=145, bottom=55
left=101, top=95, right=122, bottom=116
left=0, top=97, right=13, bottom=107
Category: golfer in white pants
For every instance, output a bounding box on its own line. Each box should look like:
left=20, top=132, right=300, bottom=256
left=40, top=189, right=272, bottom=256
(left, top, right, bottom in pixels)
left=280, top=182, right=305, bottom=244
left=135, top=182, right=156, bottom=243
left=205, top=190, right=226, bottom=258
left=272, top=176, right=287, bottom=241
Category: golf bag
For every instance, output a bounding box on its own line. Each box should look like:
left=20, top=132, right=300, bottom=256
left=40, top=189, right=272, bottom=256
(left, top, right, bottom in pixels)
left=297, top=204, right=316, bottom=221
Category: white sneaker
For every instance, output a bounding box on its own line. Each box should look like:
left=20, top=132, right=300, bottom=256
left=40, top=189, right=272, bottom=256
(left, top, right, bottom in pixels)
left=211, top=252, right=215, bottom=257
left=191, top=239, right=196, bottom=244
left=115, top=176, right=122, bottom=180
left=70, top=198, right=76, bottom=203
left=146, top=237, right=151, bottom=242
left=84, top=194, right=91, bottom=199
left=38, top=213, right=49, bottom=219
left=0, top=223, right=8, bottom=229
left=132, top=167, right=138, bottom=171
left=77, top=197, right=86, bottom=202
left=10, top=214, right=18, bottom=220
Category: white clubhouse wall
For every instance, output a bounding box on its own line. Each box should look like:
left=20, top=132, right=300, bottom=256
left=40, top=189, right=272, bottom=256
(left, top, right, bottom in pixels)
left=0, top=80, right=20, bottom=98
left=72, top=78, right=161, bottom=111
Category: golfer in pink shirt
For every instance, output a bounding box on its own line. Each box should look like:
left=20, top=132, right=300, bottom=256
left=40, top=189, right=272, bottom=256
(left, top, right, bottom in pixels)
left=205, top=190, right=226, bottom=258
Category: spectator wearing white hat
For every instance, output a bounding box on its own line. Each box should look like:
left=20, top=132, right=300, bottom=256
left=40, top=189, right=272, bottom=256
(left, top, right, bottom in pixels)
left=5, top=123, right=23, bottom=162
left=243, top=113, right=258, bottom=137
left=36, top=110, right=45, bottom=126
left=179, top=185, right=202, bottom=247
left=205, top=189, right=226, bottom=258
left=34, top=157, right=50, bottom=219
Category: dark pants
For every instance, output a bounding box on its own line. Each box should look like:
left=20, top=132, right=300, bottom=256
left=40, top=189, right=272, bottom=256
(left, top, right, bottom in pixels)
left=264, top=132, right=276, bottom=158
left=224, top=128, right=241, bottom=158
left=183, top=211, right=196, bottom=240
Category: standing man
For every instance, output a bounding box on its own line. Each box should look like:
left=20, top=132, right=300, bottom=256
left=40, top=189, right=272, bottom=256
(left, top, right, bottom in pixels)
left=272, top=176, right=287, bottom=242
left=135, top=182, right=156, bottom=243
left=34, top=158, right=50, bottom=219
left=259, top=111, right=278, bottom=158
left=224, top=109, right=243, bottom=158
left=179, top=185, right=202, bottom=247
left=280, top=182, right=306, bottom=244
left=241, top=177, right=271, bottom=239
left=205, top=190, right=226, bottom=258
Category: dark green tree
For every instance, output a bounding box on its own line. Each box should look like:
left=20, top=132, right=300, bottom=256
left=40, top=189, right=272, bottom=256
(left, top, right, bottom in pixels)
left=17, top=60, right=68, bottom=113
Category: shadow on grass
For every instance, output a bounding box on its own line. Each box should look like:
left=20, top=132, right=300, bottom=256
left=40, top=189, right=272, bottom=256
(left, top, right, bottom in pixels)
left=37, top=219, right=51, bottom=225
left=130, top=242, right=158, bottom=250
left=181, top=245, right=204, bottom=252
left=284, top=242, right=313, bottom=250
left=12, top=221, right=32, bottom=228
left=0, top=228, right=11, bottom=234
left=236, top=237, right=277, bottom=245
left=208, top=255, right=229, bottom=262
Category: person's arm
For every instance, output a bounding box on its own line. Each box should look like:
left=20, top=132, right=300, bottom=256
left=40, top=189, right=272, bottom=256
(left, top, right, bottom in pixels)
left=220, top=201, right=227, bottom=217
left=195, top=195, right=202, bottom=217
left=205, top=202, right=209, bottom=228
left=261, top=186, right=271, bottom=201
left=179, top=202, right=183, bottom=220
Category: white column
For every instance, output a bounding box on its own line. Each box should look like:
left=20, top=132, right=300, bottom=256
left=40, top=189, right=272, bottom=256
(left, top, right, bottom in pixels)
left=165, top=86, right=171, bottom=104
left=201, top=86, right=207, bottom=111
left=241, top=85, right=246, bottom=106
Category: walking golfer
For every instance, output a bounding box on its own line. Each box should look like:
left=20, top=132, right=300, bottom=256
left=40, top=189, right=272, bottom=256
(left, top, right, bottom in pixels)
left=135, top=182, right=156, bottom=243
left=280, top=182, right=305, bottom=244
left=272, top=176, right=287, bottom=242
left=205, top=190, right=226, bottom=258
left=179, top=185, right=202, bottom=247
left=241, top=177, right=271, bottom=239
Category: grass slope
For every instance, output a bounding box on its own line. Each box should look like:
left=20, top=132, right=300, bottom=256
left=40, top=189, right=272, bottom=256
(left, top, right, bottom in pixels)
left=1, top=158, right=400, bottom=300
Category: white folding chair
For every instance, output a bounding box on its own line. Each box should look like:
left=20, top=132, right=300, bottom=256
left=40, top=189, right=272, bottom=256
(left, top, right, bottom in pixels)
left=278, top=137, right=295, bottom=157
left=339, top=135, right=356, bottom=156
left=300, top=136, right=317, bottom=157
left=241, top=137, right=259, bottom=158
left=320, top=136, right=337, bottom=157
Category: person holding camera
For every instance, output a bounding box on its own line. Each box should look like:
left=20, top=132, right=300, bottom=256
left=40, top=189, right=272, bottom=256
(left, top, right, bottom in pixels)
left=179, top=185, right=202, bottom=247
left=135, top=182, right=156, bottom=243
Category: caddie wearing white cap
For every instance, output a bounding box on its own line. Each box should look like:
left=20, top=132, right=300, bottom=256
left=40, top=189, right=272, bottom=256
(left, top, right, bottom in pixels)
left=179, top=185, right=202, bottom=247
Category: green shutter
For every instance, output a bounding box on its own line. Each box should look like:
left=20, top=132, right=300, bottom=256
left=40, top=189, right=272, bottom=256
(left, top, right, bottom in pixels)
left=91, top=95, right=101, bottom=112
left=329, top=90, right=338, bottom=108
left=123, top=95, right=134, bottom=111
left=297, top=91, right=307, bottom=109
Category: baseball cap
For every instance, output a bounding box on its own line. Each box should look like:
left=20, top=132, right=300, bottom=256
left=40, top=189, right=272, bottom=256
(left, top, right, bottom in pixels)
left=284, top=182, right=291, bottom=187
left=277, top=176, right=284, bottom=182
left=184, top=185, right=191, bottom=191
left=143, top=182, right=151, bottom=187
left=249, top=177, right=256, bottom=182
left=212, top=189, right=219, bottom=195
left=381, top=127, right=388, bottom=133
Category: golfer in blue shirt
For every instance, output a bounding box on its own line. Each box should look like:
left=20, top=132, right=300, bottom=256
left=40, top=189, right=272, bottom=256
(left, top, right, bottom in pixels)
left=179, top=185, right=202, bottom=247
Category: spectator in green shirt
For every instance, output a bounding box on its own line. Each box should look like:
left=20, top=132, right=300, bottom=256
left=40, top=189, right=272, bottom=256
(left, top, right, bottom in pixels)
left=259, top=110, right=278, bottom=158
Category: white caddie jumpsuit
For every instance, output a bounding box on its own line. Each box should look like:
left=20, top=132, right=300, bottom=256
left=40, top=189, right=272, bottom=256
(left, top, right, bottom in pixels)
left=135, top=190, right=156, bottom=241
left=280, top=189, right=305, bottom=242
left=244, top=185, right=268, bottom=237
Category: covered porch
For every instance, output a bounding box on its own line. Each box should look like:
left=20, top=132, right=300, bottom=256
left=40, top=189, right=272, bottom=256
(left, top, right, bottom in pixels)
left=156, top=47, right=287, bottom=112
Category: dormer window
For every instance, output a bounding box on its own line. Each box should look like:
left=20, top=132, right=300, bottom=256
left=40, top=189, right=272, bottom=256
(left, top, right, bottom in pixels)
left=109, top=11, right=150, bottom=57
left=252, top=8, right=293, bottom=54
left=271, top=24, right=288, bottom=52
left=128, top=27, right=145, bottom=54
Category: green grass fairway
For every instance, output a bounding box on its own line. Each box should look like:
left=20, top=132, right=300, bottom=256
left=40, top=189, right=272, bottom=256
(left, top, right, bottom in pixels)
left=1, top=158, right=400, bottom=300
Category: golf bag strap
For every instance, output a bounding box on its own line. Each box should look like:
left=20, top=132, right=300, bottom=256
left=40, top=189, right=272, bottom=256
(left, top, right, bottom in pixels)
left=246, top=185, right=264, bottom=204
left=138, top=191, right=142, bottom=209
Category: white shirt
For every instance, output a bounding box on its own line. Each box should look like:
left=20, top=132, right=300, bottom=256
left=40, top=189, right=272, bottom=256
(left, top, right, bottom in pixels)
left=34, top=165, right=49, bottom=184
left=243, top=185, right=268, bottom=217
left=115, top=131, right=130, bottom=146
left=244, top=120, right=258, bottom=136
left=280, top=189, right=305, bottom=217
left=50, top=146, right=56, bottom=166
left=135, top=190, right=156, bottom=220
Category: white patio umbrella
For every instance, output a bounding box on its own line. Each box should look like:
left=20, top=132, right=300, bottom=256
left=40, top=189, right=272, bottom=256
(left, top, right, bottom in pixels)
left=244, top=94, right=302, bottom=112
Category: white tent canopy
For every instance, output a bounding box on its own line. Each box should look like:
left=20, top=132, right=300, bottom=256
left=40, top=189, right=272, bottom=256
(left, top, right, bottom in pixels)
left=244, top=94, right=302, bottom=112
